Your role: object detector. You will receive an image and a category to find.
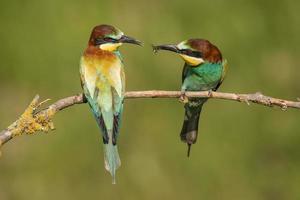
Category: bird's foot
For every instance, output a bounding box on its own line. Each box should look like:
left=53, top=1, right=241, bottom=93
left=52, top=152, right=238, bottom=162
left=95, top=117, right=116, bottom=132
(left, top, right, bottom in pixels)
left=179, top=92, right=189, bottom=104
left=208, top=89, right=213, bottom=98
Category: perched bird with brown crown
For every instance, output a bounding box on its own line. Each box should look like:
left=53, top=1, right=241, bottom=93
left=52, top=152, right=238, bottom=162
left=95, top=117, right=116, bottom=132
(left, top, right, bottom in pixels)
left=80, top=24, right=141, bottom=183
left=153, top=39, right=228, bottom=156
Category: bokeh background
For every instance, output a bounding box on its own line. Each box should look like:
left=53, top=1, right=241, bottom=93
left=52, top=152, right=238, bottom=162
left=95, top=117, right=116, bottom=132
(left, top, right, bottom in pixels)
left=0, top=0, right=300, bottom=199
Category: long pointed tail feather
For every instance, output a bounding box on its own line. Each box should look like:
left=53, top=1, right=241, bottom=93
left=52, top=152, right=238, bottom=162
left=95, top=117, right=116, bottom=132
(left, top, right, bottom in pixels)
left=103, top=143, right=121, bottom=184
left=180, top=103, right=203, bottom=157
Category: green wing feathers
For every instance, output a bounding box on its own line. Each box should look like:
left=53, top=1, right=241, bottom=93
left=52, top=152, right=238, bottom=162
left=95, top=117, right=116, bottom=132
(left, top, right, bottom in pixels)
left=214, top=59, right=228, bottom=91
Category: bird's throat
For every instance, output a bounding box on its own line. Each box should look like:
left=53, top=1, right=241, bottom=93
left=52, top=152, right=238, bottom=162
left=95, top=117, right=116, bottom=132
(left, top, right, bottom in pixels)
left=99, top=43, right=122, bottom=51
left=180, top=54, right=204, bottom=66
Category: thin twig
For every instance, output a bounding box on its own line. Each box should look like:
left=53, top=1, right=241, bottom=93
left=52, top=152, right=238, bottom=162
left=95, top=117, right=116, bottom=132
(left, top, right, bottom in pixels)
left=0, top=91, right=299, bottom=150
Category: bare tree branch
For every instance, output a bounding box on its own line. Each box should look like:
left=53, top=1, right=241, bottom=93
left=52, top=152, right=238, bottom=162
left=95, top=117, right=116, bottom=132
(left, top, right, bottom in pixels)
left=0, top=90, right=299, bottom=151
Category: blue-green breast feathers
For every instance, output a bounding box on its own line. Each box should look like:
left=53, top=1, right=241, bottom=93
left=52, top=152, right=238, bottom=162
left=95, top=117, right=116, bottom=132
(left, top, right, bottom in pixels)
left=182, top=61, right=225, bottom=91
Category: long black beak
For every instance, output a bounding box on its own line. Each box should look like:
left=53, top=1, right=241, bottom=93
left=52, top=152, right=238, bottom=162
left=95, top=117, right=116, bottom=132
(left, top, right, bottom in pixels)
left=152, top=44, right=180, bottom=54
left=119, top=35, right=142, bottom=46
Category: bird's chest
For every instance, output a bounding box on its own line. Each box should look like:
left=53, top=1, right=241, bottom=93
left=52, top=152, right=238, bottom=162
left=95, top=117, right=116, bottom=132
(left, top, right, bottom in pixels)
left=184, top=63, right=223, bottom=90
left=80, top=53, right=123, bottom=95
left=83, top=55, right=120, bottom=75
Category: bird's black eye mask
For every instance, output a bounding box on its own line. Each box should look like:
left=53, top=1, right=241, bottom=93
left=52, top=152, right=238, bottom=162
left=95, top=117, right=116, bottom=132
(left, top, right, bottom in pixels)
left=95, top=37, right=118, bottom=45
left=179, top=49, right=202, bottom=58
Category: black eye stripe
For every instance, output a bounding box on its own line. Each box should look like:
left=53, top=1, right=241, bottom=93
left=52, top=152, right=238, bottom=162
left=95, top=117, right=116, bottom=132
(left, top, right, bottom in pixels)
left=95, top=37, right=118, bottom=45
left=191, top=51, right=202, bottom=58
left=95, top=38, right=105, bottom=45
left=180, top=49, right=202, bottom=58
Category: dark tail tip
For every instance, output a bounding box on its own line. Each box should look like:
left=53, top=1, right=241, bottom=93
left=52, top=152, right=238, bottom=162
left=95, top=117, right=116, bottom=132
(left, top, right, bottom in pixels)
left=187, top=144, right=192, bottom=157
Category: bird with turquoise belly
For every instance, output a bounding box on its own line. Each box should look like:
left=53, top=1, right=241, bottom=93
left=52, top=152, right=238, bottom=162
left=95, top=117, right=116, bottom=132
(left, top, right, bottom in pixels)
left=153, top=39, right=228, bottom=156
left=80, top=24, right=141, bottom=183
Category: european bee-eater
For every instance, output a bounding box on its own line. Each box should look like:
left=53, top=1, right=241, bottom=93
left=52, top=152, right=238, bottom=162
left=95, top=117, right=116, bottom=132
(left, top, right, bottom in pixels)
left=80, top=24, right=141, bottom=183
left=153, top=39, right=227, bottom=156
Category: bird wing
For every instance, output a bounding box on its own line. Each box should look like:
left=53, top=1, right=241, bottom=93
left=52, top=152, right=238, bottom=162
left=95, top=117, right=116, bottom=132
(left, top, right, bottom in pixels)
left=111, top=67, right=125, bottom=144
left=214, top=59, right=228, bottom=91
left=80, top=57, right=109, bottom=142
left=100, top=59, right=124, bottom=144
left=182, top=63, right=189, bottom=84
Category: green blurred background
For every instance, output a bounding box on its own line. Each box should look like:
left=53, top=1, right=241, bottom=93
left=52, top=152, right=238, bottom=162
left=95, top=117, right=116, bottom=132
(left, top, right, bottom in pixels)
left=0, top=0, right=300, bottom=199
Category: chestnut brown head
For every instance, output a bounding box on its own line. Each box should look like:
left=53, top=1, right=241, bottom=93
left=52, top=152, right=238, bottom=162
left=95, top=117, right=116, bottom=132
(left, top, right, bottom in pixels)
left=153, top=39, right=222, bottom=66
left=88, top=24, right=142, bottom=51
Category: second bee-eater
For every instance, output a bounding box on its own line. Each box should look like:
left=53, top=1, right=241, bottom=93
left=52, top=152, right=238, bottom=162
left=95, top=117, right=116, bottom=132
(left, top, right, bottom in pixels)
left=80, top=24, right=141, bottom=183
left=153, top=39, right=228, bottom=156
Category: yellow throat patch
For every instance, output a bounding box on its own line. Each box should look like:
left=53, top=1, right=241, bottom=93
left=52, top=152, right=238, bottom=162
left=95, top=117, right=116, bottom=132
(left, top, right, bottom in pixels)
left=100, top=43, right=122, bottom=51
left=180, top=54, right=204, bottom=66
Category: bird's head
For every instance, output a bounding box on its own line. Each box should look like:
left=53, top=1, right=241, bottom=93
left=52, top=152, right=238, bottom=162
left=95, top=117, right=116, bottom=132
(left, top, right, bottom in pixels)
left=88, top=24, right=142, bottom=51
left=153, top=39, right=222, bottom=66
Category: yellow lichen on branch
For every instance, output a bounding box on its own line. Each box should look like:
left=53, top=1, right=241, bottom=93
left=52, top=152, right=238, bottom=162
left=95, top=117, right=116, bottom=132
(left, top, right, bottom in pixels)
left=0, top=93, right=84, bottom=149
left=7, top=95, right=56, bottom=138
